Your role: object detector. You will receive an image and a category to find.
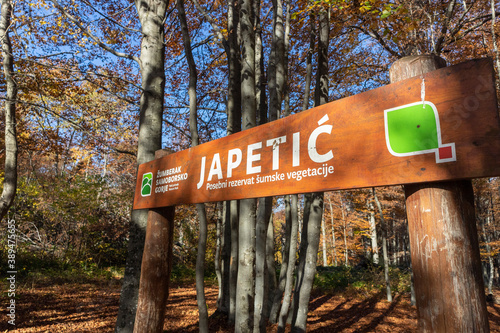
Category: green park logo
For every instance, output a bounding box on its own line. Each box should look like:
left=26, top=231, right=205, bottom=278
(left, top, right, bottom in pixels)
left=141, top=172, right=153, bottom=197
left=384, top=101, right=456, bottom=163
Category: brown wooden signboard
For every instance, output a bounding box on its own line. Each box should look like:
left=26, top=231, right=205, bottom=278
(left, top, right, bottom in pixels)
left=133, top=58, right=500, bottom=210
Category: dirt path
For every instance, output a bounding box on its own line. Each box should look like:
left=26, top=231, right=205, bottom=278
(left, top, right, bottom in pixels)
left=1, top=282, right=500, bottom=332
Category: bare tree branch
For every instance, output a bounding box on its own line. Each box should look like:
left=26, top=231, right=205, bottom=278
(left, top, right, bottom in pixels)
left=48, top=0, right=140, bottom=64
left=81, top=0, right=141, bottom=34
left=18, top=99, right=138, bottom=156
left=350, top=25, right=402, bottom=58
left=434, top=0, right=457, bottom=54
left=190, top=0, right=229, bottom=54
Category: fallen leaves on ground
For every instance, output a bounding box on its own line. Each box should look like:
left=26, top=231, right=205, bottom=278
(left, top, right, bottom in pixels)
left=1, top=282, right=500, bottom=332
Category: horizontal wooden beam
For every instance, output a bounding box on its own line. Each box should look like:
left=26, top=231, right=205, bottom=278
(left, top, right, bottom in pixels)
left=134, top=58, right=500, bottom=209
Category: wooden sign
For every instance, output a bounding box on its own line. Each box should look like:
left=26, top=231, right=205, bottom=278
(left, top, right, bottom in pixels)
left=133, top=58, right=500, bottom=209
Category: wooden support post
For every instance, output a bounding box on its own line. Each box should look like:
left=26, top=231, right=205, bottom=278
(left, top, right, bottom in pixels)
left=390, top=55, right=490, bottom=332
left=134, top=150, right=175, bottom=333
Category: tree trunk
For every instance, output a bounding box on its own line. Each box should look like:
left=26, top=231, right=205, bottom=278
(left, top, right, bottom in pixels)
left=328, top=197, right=338, bottom=267
left=236, top=199, right=256, bottom=333
left=116, top=1, right=168, bottom=332
left=254, top=197, right=272, bottom=332
left=229, top=200, right=239, bottom=322
left=483, top=195, right=495, bottom=298
left=491, top=0, right=500, bottom=90
left=176, top=0, right=209, bottom=330
left=227, top=0, right=241, bottom=322
left=342, top=202, right=349, bottom=266
left=321, top=215, right=328, bottom=266
left=0, top=0, right=18, bottom=222
left=220, top=201, right=231, bottom=313
left=291, top=193, right=324, bottom=332
left=215, top=203, right=224, bottom=310
left=254, top=0, right=266, bottom=126
left=227, top=0, right=241, bottom=135
left=253, top=1, right=274, bottom=329
left=268, top=0, right=285, bottom=122
left=269, top=196, right=292, bottom=324
left=368, top=202, right=379, bottom=265
left=277, top=194, right=298, bottom=333
left=302, top=11, right=315, bottom=112
left=372, top=188, right=392, bottom=302
left=290, top=7, right=329, bottom=331
left=282, top=0, right=290, bottom=116
left=195, top=204, right=209, bottom=332
left=272, top=6, right=314, bottom=323
left=266, top=213, right=277, bottom=318
left=235, top=0, right=256, bottom=331
left=133, top=205, right=175, bottom=333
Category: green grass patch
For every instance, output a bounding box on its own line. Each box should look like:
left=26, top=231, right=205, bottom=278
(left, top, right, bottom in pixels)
left=313, top=264, right=412, bottom=297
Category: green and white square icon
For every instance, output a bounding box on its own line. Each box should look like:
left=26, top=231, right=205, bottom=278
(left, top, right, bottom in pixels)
left=384, top=101, right=456, bottom=163
left=141, top=172, right=153, bottom=197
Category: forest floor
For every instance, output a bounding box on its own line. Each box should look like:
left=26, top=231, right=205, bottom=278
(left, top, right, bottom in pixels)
left=1, top=279, right=500, bottom=332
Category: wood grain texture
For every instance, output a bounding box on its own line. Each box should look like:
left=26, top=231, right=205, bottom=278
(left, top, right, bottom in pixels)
left=134, top=58, right=500, bottom=209
left=133, top=206, right=175, bottom=333
left=406, top=181, right=488, bottom=332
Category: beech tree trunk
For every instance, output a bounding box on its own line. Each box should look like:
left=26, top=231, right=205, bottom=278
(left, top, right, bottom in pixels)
left=255, top=0, right=288, bottom=326
left=176, top=0, right=209, bottom=330
left=235, top=0, right=256, bottom=331
left=291, top=193, right=324, bottom=332
left=342, top=201, right=349, bottom=266
left=215, top=204, right=224, bottom=309
left=225, top=0, right=241, bottom=321
left=253, top=2, right=274, bottom=330
left=328, top=197, right=338, bottom=266
left=229, top=199, right=239, bottom=322
left=269, top=196, right=291, bottom=324
left=321, top=216, right=327, bottom=266
left=368, top=202, right=379, bottom=265
left=372, top=188, right=392, bottom=302
left=195, top=204, right=209, bottom=332
left=116, top=1, right=168, bottom=332
left=491, top=0, right=500, bottom=90
left=290, top=7, right=329, bottom=331
left=0, top=0, right=18, bottom=222
left=277, top=194, right=298, bottom=333
left=266, top=214, right=277, bottom=318
left=255, top=197, right=272, bottom=332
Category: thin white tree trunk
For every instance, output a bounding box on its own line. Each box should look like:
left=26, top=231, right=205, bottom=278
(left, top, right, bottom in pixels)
left=342, top=202, right=349, bottom=266
left=372, top=188, right=392, bottom=302
left=491, top=0, right=500, bottom=90
left=235, top=0, right=256, bottom=331
left=177, top=1, right=209, bottom=330
left=269, top=195, right=292, bottom=323
left=368, top=203, right=379, bottom=265
left=254, top=197, right=272, bottom=332
left=0, top=0, right=18, bottom=221
left=321, top=215, right=328, bottom=266
left=291, top=7, right=329, bottom=331
left=328, top=197, right=338, bottom=266
left=277, top=194, right=298, bottom=333
left=227, top=0, right=241, bottom=322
